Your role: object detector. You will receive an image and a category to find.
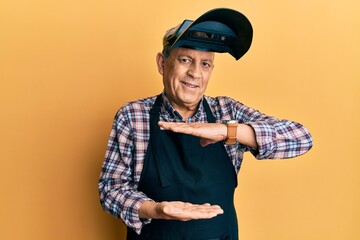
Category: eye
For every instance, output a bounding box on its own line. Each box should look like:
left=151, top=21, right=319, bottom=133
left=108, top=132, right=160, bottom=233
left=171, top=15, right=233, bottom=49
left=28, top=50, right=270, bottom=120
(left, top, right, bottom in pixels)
left=179, top=57, right=191, bottom=63
left=202, top=61, right=212, bottom=69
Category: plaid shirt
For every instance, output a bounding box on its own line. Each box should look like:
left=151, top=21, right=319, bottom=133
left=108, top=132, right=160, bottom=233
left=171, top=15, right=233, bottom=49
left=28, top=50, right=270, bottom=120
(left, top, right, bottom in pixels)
left=98, top=93, right=312, bottom=234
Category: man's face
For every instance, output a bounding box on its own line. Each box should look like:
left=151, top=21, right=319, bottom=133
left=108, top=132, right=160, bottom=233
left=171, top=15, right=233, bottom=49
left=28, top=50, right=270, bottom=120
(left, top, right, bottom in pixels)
left=157, top=47, right=215, bottom=113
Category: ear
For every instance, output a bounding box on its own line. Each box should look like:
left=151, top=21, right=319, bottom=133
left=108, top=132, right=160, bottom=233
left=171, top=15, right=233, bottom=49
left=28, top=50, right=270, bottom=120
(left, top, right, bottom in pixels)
left=156, top=52, right=165, bottom=75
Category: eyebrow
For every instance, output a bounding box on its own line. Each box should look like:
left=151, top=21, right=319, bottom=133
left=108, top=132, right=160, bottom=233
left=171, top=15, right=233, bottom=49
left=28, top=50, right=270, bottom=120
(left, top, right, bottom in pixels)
left=178, top=54, right=214, bottom=63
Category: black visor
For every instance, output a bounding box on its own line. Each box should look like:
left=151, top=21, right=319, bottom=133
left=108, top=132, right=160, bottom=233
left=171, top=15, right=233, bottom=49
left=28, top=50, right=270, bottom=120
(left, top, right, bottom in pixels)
left=164, top=8, right=253, bottom=60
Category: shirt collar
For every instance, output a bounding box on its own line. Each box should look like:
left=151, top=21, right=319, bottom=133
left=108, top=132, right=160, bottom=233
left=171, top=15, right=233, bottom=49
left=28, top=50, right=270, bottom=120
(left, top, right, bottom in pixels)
left=161, top=92, right=205, bottom=122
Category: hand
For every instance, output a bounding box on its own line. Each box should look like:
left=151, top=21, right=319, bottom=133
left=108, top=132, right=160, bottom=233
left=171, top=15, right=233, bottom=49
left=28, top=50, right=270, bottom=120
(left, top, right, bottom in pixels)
left=158, top=121, right=227, bottom=146
left=139, top=201, right=224, bottom=221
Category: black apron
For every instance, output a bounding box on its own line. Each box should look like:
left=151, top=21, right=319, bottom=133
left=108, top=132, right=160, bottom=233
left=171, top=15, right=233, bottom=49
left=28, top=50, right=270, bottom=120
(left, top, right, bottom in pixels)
left=127, top=95, right=238, bottom=240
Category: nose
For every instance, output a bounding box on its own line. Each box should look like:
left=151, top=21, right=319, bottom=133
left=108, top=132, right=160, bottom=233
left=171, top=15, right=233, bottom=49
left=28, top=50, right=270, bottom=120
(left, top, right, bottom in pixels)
left=187, top=62, right=202, bottom=80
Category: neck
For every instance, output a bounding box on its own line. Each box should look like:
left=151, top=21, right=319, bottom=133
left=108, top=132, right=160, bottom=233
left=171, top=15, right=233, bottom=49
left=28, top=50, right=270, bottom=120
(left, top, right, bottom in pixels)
left=172, top=103, right=198, bottom=121
left=162, top=93, right=203, bottom=121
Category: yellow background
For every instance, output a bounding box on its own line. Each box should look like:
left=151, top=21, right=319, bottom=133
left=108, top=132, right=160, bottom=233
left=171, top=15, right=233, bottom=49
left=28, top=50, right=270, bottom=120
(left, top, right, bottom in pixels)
left=1, top=0, right=359, bottom=239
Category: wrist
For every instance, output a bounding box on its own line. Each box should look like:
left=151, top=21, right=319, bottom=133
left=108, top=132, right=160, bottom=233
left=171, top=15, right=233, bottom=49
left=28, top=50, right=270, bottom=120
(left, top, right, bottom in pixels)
left=221, top=120, right=238, bottom=145
left=139, top=200, right=158, bottom=219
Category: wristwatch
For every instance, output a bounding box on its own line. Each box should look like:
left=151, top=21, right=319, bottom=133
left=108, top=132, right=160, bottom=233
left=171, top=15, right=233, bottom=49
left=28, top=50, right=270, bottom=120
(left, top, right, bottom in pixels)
left=221, top=120, right=238, bottom=145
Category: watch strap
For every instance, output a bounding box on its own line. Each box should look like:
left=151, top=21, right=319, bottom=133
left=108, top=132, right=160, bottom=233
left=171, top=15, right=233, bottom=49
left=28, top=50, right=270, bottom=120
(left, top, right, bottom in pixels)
left=225, top=122, right=238, bottom=145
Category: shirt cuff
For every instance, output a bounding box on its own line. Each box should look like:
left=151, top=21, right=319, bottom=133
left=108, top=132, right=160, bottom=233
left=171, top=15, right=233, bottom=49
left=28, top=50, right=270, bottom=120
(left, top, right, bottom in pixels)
left=246, top=122, right=277, bottom=159
left=121, top=194, right=153, bottom=235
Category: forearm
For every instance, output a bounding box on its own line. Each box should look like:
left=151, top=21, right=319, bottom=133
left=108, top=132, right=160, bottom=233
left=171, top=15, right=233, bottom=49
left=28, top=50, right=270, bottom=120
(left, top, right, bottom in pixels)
left=211, top=123, right=257, bottom=148
left=159, top=121, right=258, bottom=149
left=158, top=119, right=312, bottom=158
left=236, top=123, right=258, bottom=149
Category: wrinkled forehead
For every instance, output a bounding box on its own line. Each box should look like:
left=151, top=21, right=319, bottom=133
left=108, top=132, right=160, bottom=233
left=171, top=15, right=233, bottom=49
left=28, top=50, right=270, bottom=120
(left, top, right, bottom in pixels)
left=168, top=47, right=215, bottom=61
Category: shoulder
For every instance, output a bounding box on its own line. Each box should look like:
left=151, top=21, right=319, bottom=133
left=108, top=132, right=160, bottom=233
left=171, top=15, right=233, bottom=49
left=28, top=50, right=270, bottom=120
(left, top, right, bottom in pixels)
left=204, top=95, right=239, bottom=120
left=204, top=95, right=237, bottom=107
left=121, top=95, right=157, bottom=112
left=114, top=95, right=157, bottom=122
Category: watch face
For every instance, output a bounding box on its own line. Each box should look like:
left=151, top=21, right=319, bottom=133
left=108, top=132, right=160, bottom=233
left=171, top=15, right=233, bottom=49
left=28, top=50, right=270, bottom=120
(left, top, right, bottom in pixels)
left=221, top=120, right=238, bottom=124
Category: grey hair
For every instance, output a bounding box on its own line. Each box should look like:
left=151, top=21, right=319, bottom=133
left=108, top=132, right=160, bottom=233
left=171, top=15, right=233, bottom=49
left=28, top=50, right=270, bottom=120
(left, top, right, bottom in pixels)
left=162, top=24, right=181, bottom=58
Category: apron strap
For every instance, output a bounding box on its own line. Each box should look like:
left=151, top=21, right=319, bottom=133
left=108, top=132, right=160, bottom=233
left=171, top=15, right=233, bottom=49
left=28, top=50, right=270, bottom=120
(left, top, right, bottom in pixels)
left=202, top=96, right=216, bottom=123
left=149, top=94, right=171, bottom=187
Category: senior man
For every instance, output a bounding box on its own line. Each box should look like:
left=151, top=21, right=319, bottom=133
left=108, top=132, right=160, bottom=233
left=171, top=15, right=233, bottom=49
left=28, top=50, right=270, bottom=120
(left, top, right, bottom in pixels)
left=99, top=8, right=313, bottom=240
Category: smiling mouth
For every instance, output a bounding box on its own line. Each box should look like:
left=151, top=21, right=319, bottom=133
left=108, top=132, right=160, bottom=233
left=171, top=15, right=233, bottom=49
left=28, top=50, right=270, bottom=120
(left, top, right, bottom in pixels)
left=181, top=81, right=198, bottom=88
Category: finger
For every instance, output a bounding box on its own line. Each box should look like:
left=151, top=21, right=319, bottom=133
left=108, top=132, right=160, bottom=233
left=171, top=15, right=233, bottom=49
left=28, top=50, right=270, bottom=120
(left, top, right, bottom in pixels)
left=181, top=203, right=224, bottom=218
left=162, top=202, right=223, bottom=220
left=158, top=121, right=197, bottom=135
left=158, top=121, right=188, bottom=130
left=188, top=205, right=224, bottom=219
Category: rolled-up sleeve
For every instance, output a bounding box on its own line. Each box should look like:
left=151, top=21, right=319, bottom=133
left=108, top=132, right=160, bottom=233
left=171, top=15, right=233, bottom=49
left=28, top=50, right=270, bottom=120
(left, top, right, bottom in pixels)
left=98, top=109, right=152, bottom=234
left=234, top=101, right=313, bottom=159
left=247, top=120, right=313, bottom=159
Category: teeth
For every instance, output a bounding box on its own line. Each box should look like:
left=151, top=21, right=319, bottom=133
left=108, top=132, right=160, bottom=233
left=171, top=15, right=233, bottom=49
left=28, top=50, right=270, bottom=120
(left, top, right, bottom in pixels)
left=183, top=82, right=197, bottom=88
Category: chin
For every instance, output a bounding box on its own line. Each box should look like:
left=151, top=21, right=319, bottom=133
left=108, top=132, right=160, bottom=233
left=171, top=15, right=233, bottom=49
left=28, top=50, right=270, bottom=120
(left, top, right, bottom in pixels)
left=181, top=96, right=201, bottom=105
